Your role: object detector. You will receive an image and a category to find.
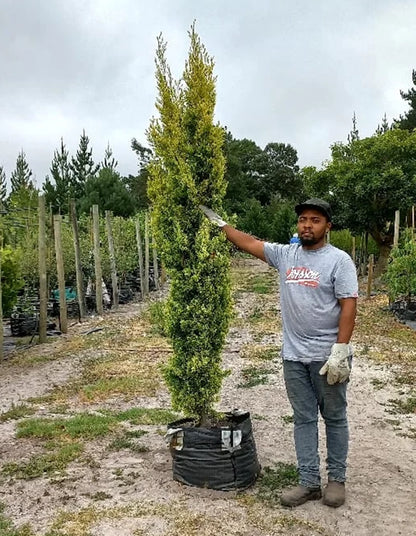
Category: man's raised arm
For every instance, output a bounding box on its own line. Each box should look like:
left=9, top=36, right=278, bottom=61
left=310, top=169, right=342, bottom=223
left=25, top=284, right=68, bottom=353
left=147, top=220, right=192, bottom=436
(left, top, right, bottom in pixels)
left=200, top=206, right=266, bottom=262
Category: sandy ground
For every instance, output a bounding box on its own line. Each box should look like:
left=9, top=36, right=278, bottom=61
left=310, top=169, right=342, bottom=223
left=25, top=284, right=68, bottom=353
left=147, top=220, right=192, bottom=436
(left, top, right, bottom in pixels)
left=0, top=258, right=415, bottom=536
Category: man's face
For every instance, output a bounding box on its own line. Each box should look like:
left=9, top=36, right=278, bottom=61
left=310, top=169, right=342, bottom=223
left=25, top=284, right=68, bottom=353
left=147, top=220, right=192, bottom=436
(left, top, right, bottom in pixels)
left=297, top=209, right=331, bottom=249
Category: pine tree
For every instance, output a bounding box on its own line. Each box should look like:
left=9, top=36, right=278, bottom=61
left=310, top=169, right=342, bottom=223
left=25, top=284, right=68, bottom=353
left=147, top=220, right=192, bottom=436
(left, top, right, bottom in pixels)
left=147, top=26, right=232, bottom=422
left=395, top=69, right=416, bottom=131
left=10, top=150, right=33, bottom=193
left=101, top=142, right=118, bottom=171
left=43, top=138, right=73, bottom=213
left=375, top=113, right=390, bottom=135
left=69, top=130, right=99, bottom=200
left=0, top=165, right=7, bottom=209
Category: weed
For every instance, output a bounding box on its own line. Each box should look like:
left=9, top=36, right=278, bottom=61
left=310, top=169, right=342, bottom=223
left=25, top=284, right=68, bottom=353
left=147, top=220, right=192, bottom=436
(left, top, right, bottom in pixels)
left=387, top=396, right=416, bottom=414
left=2, top=443, right=83, bottom=479
left=238, top=366, right=274, bottom=388
left=0, top=503, right=34, bottom=536
left=0, top=404, right=36, bottom=423
left=370, top=378, right=386, bottom=390
left=146, top=300, right=168, bottom=336
left=256, top=462, right=299, bottom=505
left=281, top=414, right=294, bottom=424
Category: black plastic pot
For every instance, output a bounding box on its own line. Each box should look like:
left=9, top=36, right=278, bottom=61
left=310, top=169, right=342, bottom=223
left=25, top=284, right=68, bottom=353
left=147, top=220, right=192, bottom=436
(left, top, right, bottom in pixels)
left=166, top=410, right=260, bottom=491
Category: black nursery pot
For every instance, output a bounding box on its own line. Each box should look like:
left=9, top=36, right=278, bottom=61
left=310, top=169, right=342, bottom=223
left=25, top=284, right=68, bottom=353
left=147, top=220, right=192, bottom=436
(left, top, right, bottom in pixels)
left=166, top=410, right=261, bottom=491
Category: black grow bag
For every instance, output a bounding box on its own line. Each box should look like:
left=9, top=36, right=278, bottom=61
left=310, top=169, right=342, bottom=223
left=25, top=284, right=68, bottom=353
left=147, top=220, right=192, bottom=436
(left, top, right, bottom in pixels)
left=166, top=410, right=260, bottom=491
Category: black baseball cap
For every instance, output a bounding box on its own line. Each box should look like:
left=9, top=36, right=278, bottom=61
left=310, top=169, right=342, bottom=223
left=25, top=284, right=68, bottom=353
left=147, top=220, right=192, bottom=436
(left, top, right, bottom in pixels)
left=295, top=198, right=332, bottom=221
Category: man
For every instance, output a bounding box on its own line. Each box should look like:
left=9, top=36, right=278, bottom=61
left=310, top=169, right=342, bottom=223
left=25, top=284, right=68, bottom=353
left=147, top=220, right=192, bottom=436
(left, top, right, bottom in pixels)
left=200, top=198, right=358, bottom=508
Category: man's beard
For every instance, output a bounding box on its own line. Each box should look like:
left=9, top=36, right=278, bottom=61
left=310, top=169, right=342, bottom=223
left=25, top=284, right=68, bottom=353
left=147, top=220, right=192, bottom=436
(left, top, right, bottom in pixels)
left=300, top=235, right=321, bottom=246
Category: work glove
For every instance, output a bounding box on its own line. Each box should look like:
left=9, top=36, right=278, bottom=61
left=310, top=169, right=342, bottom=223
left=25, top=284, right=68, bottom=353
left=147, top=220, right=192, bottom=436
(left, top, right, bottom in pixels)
left=319, top=343, right=351, bottom=385
left=199, top=205, right=228, bottom=228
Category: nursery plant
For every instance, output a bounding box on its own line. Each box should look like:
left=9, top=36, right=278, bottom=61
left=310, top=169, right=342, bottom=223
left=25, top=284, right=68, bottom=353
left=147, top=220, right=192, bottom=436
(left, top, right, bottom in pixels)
left=147, top=25, right=232, bottom=424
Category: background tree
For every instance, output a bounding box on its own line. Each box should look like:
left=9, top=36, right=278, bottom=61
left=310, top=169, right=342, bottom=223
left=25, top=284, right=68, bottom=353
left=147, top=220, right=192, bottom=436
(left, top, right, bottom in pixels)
left=124, top=138, right=153, bottom=210
left=257, top=142, right=302, bottom=205
left=70, top=130, right=99, bottom=202
left=394, top=69, right=416, bottom=131
left=309, top=129, right=416, bottom=275
left=101, top=142, right=118, bottom=171
left=147, top=26, right=232, bottom=422
left=43, top=138, right=73, bottom=213
left=10, top=150, right=33, bottom=193
left=79, top=167, right=136, bottom=217
left=0, top=165, right=7, bottom=210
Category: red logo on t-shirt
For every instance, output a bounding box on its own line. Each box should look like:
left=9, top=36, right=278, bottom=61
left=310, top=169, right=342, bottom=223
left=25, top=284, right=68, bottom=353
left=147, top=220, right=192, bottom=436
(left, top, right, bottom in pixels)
left=285, top=266, right=320, bottom=287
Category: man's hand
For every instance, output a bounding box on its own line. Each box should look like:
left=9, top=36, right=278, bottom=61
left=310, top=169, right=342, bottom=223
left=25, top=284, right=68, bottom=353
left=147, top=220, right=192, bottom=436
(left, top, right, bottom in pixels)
left=199, top=205, right=228, bottom=227
left=319, top=343, right=351, bottom=385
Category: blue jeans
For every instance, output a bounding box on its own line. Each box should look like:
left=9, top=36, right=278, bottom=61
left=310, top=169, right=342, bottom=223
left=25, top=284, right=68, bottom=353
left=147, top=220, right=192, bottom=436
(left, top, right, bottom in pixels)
left=283, top=359, right=349, bottom=488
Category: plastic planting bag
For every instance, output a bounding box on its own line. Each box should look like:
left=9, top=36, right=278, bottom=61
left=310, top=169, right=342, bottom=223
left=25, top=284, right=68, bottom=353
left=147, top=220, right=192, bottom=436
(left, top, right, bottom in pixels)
left=166, top=410, right=260, bottom=491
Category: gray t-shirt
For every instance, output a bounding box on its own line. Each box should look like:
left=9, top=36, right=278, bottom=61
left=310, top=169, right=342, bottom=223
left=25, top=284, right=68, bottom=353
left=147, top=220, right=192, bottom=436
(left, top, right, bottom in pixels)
left=264, top=242, right=358, bottom=362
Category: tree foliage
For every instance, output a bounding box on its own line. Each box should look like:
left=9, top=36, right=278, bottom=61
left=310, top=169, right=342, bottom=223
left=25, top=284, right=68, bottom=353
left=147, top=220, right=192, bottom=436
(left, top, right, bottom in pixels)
left=385, top=229, right=416, bottom=303
left=10, top=150, right=33, bottom=193
left=147, top=26, right=232, bottom=421
left=43, top=138, right=73, bottom=214
left=394, top=69, right=416, bottom=131
left=69, top=130, right=99, bottom=202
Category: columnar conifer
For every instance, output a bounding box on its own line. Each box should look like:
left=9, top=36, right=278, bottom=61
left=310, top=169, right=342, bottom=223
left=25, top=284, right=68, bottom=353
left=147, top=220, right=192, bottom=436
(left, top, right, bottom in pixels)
left=147, top=26, right=232, bottom=422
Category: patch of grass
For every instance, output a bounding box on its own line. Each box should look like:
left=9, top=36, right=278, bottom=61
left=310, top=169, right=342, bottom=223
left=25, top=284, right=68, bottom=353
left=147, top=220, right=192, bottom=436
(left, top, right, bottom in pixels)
left=0, top=503, right=34, bottom=536
left=281, top=414, right=294, bottom=424
left=387, top=396, right=416, bottom=414
left=115, top=407, right=179, bottom=425
left=16, top=413, right=119, bottom=441
left=2, top=443, right=83, bottom=479
left=0, top=403, right=36, bottom=423
left=240, top=344, right=280, bottom=363
left=238, top=366, right=274, bottom=388
left=256, top=462, right=299, bottom=505
left=107, top=431, right=149, bottom=454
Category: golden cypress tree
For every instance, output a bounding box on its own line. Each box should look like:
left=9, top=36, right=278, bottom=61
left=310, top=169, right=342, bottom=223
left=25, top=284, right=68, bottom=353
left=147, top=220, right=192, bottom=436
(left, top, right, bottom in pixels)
left=147, top=25, right=232, bottom=422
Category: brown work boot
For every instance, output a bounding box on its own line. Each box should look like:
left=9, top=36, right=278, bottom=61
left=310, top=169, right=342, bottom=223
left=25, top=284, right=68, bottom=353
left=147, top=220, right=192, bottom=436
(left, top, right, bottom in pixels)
left=280, top=485, right=322, bottom=507
left=322, top=481, right=345, bottom=508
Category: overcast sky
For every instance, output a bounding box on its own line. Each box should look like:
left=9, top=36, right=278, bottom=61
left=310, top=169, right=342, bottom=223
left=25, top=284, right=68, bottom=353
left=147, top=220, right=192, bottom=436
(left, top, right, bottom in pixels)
left=1, top=0, right=416, bottom=190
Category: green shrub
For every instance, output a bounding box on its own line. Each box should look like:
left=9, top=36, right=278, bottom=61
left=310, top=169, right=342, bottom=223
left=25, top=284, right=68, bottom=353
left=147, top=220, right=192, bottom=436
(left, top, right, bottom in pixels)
left=385, top=229, right=416, bottom=303
left=1, top=246, right=24, bottom=315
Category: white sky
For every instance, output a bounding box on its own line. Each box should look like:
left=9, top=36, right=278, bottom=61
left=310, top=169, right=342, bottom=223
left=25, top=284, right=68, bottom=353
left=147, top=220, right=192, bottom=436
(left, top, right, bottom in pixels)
left=1, top=0, right=415, bottom=190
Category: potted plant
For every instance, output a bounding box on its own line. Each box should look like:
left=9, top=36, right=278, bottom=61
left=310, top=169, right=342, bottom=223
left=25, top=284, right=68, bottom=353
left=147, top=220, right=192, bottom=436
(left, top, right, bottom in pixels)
left=147, top=26, right=260, bottom=490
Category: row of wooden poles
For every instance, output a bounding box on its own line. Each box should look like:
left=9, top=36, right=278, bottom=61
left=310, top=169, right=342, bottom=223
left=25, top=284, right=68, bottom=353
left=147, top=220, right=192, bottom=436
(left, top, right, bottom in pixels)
left=0, top=195, right=161, bottom=360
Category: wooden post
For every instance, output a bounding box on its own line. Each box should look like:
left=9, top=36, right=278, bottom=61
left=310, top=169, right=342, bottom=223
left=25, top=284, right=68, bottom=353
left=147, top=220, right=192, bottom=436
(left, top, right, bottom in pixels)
left=53, top=215, right=68, bottom=333
left=38, top=195, right=48, bottom=343
left=135, top=217, right=145, bottom=299
left=393, top=209, right=400, bottom=247
left=105, top=210, right=119, bottom=309
left=152, top=245, right=160, bottom=291
left=70, top=200, right=86, bottom=320
left=366, top=254, right=374, bottom=299
left=0, top=233, right=3, bottom=361
left=144, top=213, right=150, bottom=296
left=92, top=205, right=103, bottom=315
left=351, top=236, right=356, bottom=264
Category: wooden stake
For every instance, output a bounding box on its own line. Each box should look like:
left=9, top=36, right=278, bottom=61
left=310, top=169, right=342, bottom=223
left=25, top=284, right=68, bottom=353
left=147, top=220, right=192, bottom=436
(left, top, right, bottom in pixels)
left=393, top=209, right=400, bottom=247
left=366, top=254, right=374, bottom=299
left=0, top=233, right=3, bottom=361
left=53, top=215, right=68, bottom=333
left=105, top=210, right=119, bottom=309
left=135, top=218, right=145, bottom=299
left=92, top=205, right=103, bottom=315
left=144, top=212, right=150, bottom=296
left=38, top=195, right=48, bottom=343
left=351, top=236, right=356, bottom=264
left=70, top=200, right=86, bottom=320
